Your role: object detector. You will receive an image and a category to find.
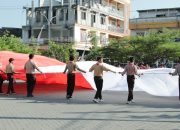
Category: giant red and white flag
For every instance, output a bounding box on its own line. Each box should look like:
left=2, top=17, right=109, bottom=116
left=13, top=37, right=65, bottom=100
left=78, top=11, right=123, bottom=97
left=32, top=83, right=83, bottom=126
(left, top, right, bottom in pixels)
left=0, top=51, right=179, bottom=96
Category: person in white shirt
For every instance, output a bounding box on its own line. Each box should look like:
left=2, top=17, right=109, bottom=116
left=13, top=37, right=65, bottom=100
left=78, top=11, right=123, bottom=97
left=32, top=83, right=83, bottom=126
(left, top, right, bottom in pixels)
left=6, top=58, right=19, bottom=95
left=24, top=54, right=42, bottom=97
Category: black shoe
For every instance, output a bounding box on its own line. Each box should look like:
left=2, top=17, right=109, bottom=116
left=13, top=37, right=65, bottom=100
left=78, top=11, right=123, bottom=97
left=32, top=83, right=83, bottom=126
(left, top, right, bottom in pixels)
left=66, top=95, right=72, bottom=99
left=27, top=95, right=34, bottom=97
left=12, top=92, right=16, bottom=95
left=0, top=91, right=4, bottom=94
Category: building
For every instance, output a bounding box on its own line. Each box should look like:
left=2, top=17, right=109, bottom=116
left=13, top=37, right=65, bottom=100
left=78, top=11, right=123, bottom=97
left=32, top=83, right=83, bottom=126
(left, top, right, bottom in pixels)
left=22, top=0, right=130, bottom=52
left=130, top=7, right=180, bottom=36
left=0, top=27, right=22, bottom=37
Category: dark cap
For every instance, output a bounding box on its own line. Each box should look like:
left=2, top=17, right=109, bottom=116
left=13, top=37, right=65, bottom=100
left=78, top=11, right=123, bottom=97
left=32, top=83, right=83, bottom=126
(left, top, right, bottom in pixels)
left=9, top=58, right=14, bottom=62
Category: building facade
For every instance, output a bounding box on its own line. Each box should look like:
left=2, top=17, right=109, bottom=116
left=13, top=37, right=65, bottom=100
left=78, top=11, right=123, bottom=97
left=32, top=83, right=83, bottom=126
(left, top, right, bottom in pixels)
left=130, top=7, right=180, bottom=36
left=22, top=0, right=130, bottom=51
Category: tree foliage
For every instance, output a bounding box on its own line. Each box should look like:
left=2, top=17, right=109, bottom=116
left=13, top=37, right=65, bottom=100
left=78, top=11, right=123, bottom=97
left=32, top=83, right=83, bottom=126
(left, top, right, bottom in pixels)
left=0, top=33, right=34, bottom=53
left=41, top=41, right=75, bottom=62
left=86, top=28, right=180, bottom=65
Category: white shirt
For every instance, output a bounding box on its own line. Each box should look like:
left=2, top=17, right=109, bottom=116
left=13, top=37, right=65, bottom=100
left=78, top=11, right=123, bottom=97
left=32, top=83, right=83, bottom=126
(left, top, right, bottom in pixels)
left=24, top=60, right=37, bottom=74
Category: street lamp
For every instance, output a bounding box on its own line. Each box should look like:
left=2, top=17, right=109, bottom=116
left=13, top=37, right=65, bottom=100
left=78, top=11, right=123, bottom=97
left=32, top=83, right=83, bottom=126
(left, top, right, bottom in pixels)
left=40, top=12, right=57, bottom=41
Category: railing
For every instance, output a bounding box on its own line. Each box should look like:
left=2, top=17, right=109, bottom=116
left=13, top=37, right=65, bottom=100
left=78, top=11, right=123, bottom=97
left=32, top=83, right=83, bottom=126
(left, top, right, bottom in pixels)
left=108, top=26, right=124, bottom=33
left=25, top=37, right=74, bottom=44
left=79, top=20, right=124, bottom=33
left=130, top=16, right=180, bottom=23
left=91, top=4, right=124, bottom=19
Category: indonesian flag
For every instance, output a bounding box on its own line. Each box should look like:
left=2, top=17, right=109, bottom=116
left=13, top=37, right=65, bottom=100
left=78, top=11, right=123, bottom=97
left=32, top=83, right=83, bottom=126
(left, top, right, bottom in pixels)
left=0, top=51, right=179, bottom=96
left=0, top=51, right=92, bottom=89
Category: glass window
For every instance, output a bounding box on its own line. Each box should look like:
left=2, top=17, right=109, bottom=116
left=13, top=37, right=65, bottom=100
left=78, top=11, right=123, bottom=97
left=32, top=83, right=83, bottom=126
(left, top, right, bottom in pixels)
left=59, top=9, right=64, bottom=21
left=81, top=11, right=86, bottom=20
left=100, top=16, right=106, bottom=25
left=66, top=9, right=68, bottom=21
left=80, top=30, right=87, bottom=42
left=36, top=11, right=41, bottom=23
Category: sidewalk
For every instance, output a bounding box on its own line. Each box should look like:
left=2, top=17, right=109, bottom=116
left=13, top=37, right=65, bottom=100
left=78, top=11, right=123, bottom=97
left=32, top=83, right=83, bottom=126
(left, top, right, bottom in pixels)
left=0, top=90, right=180, bottom=130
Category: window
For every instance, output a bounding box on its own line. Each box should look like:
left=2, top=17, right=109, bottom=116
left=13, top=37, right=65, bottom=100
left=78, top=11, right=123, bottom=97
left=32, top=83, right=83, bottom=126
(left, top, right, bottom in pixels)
left=64, top=0, right=69, bottom=4
left=136, top=32, right=145, bottom=36
left=100, top=33, right=106, bottom=44
left=59, top=9, right=64, bottom=21
left=156, top=14, right=166, bottom=17
left=65, top=9, right=68, bottom=21
left=100, top=16, right=106, bottom=25
left=80, top=29, right=87, bottom=42
left=52, top=9, right=57, bottom=24
left=91, top=14, right=96, bottom=23
left=81, top=11, right=86, bottom=20
left=35, top=11, right=41, bottom=23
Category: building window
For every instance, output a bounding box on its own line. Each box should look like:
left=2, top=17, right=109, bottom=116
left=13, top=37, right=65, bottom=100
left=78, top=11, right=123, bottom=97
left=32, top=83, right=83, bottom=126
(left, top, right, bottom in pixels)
left=91, top=14, right=96, bottom=23
left=59, top=9, right=64, bottom=21
left=156, top=14, right=166, bottom=17
left=136, top=32, right=145, bottom=36
left=100, top=15, right=106, bottom=25
left=64, top=0, right=69, bottom=4
left=52, top=9, right=57, bottom=24
left=80, top=29, right=87, bottom=42
left=65, top=9, right=68, bottom=21
left=35, top=11, right=41, bottom=23
left=81, top=11, right=86, bottom=20
left=100, top=33, right=106, bottom=44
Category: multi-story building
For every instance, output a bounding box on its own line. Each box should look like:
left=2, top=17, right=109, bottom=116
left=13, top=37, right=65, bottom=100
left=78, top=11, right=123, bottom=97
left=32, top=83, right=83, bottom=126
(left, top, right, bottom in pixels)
left=130, top=7, right=180, bottom=36
left=22, top=0, right=130, bottom=51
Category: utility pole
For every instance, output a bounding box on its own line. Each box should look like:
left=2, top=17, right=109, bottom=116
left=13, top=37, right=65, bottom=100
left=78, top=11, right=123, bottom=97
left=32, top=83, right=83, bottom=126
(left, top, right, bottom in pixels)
left=31, top=0, right=35, bottom=40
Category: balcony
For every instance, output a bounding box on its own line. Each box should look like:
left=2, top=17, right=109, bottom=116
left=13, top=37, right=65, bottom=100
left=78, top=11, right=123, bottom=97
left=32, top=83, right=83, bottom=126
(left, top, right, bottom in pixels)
left=77, top=2, right=124, bottom=20
left=108, top=25, right=124, bottom=33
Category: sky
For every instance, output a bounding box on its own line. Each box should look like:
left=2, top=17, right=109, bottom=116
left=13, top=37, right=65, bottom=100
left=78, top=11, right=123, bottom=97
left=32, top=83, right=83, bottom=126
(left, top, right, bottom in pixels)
left=0, top=0, right=180, bottom=28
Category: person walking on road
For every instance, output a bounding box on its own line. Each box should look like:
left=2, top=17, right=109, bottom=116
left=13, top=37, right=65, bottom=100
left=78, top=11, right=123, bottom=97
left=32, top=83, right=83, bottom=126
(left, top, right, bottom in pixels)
left=89, top=56, right=116, bottom=103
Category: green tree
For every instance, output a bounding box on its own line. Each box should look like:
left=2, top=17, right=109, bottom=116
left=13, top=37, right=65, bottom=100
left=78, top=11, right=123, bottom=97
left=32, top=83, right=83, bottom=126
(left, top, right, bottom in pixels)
left=41, top=41, right=75, bottom=62
left=0, top=33, right=34, bottom=53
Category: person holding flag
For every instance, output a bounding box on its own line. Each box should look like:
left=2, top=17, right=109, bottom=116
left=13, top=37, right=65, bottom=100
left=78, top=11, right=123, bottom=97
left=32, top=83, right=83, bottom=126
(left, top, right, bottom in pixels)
left=120, top=57, right=141, bottom=104
left=24, top=54, right=42, bottom=97
left=89, top=56, right=116, bottom=103
left=169, top=57, right=180, bottom=100
left=63, top=55, right=86, bottom=99
left=6, top=58, right=20, bottom=95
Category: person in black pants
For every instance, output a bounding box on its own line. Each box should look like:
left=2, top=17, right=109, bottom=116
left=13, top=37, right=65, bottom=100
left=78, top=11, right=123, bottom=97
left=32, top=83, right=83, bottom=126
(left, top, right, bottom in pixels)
left=24, top=54, right=42, bottom=97
left=6, top=58, right=19, bottom=95
left=63, top=55, right=86, bottom=99
left=169, top=57, right=180, bottom=100
left=120, top=57, right=141, bottom=104
left=89, top=56, right=116, bottom=103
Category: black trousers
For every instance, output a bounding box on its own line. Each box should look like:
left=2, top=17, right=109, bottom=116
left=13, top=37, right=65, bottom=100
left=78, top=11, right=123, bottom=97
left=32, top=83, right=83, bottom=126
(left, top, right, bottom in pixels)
left=127, top=75, right=135, bottom=101
left=94, top=76, right=103, bottom=99
left=0, top=75, right=3, bottom=92
left=7, top=73, right=15, bottom=94
left=26, top=74, right=36, bottom=96
left=66, top=73, right=75, bottom=97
